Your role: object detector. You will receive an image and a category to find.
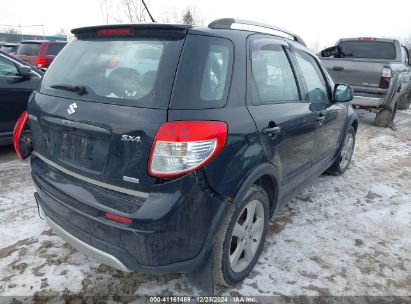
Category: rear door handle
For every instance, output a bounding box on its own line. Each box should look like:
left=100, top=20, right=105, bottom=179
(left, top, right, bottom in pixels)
left=333, top=66, right=344, bottom=71
left=262, top=126, right=281, bottom=135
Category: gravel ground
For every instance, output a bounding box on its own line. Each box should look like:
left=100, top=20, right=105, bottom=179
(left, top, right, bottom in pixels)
left=0, top=109, right=410, bottom=301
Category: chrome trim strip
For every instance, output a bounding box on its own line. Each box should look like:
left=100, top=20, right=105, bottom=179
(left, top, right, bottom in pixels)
left=32, top=151, right=149, bottom=199
left=46, top=216, right=130, bottom=272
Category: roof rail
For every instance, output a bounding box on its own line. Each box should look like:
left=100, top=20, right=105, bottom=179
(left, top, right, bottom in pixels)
left=208, top=18, right=306, bottom=46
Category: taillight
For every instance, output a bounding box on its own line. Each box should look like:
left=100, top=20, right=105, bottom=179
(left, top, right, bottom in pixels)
left=37, top=56, right=46, bottom=68
left=148, top=121, right=228, bottom=178
left=379, top=67, right=392, bottom=89
left=13, top=111, right=32, bottom=161
left=105, top=212, right=132, bottom=225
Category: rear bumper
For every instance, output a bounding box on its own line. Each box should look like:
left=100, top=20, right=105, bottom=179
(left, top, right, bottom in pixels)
left=45, top=215, right=130, bottom=271
left=32, top=155, right=228, bottom=274
left=0, top=131, right=12, bottom=146
left=352, top=94, right=385, bottom=107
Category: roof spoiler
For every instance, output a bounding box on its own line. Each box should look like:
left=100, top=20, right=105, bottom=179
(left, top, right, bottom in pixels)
left=208, top=18, right=306, bottom=46
left=71, top=23, right=192, bottom=35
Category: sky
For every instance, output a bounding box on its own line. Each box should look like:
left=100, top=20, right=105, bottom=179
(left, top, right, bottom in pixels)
left=1, top=0, right=410, bottom=48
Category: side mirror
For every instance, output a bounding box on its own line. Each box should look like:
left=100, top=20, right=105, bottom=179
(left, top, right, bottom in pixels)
left=333, top=84, right=354, bottom=103
left=17, top=65, right=34, bottom=77
left=320, top=46, right=341, bottom=58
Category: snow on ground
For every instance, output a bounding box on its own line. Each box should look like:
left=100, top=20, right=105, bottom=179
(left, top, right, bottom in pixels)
left=0, top=109, right=410, bottom=300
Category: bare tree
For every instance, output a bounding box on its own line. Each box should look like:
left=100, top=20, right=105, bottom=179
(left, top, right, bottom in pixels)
left=119, top=0, right=150, bottom=23
left=4, top=27, right=20, bottom=35
left=180, top=6, right=204, bottom=26
left=99, top=0, right=111, bottom=24
left=55, top=28, right=67, bottom=38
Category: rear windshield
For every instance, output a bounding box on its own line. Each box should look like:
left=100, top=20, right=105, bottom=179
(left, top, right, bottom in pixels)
left=0, top=45, right=18, bottom=53
left=338, top=41, right=396, bottom=60
left=41, top=36, right=184, bottom=108
left=16, top=43, right=41, bottom=56
left=47, top=43, right=65, bottom=56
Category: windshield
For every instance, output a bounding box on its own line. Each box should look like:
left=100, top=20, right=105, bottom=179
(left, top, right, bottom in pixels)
left=41, top=36, right=184, bottom=108
left=338, top=41, right=396, bottom=60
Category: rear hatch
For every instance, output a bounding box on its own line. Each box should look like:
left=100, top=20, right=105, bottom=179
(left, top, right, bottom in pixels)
left=16, top=42, right=41, bottom=67
left=28, top=25, right=188, bottom=194
left=321, top=40, right=396, bottom=93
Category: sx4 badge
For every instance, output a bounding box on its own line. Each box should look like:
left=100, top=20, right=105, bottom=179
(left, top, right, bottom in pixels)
left=121, top=135, right=141, bottom=142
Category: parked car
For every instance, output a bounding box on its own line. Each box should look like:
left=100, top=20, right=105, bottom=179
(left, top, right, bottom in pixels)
left=14, top=19, right=358, bottom=291
left=0, top=43, right=19, bottom=56
left=16, top=40, right=67, bottom=69
left=0, top=50, right=42, bottom=145
left=320, top=38, right=411, bottom=127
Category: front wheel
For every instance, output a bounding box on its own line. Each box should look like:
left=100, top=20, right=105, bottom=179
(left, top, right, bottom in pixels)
left=213, top=185, right=269, bottom=286
left=327, top=126, right=356, bottom=175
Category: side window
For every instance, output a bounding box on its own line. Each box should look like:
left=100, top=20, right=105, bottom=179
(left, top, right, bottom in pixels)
left=200, top=45, right=230, bottom=101
left=47, top=44, right=65, bottom=56
left=171, top=35, right=233, bottom=109
left=402, top=46, right=409, bottom=64
left=294, top=50, right=329, bottom=102
left=251, top=41, right=299, bottom=103
left=0, top=57, right=19, bottom=76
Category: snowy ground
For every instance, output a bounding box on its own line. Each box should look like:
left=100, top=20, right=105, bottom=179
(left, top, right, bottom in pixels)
left=0, top=109, right=410, bottom=301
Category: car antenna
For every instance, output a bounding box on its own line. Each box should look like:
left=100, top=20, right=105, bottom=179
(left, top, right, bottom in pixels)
left=142, top=0, right=156, bottom=23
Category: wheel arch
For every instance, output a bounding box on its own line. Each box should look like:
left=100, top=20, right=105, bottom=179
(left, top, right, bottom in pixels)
left=233, top=163, right=280, bottom=217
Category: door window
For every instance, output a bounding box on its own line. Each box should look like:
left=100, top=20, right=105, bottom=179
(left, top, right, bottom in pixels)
left=251, top=41, right=300, bottom=103
left=0, top=57, right=19, bottom=76
left=294, top=51, right=329, bottom=102
left=401, top=46, right=409, bottom=64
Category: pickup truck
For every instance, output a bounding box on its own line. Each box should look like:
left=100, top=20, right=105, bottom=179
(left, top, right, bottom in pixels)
left=320, top=38, right=411, bottom=127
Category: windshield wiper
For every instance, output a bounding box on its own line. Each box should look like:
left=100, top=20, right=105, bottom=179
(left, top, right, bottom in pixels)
left=50, top=84, right=87, bottom=95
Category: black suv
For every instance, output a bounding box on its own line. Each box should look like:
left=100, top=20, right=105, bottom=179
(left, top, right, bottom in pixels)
left=15, top=19, right=358, bottom=288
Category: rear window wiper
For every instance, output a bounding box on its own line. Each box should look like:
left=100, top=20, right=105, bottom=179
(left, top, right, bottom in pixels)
left=50, top=84, right=87, bottom=95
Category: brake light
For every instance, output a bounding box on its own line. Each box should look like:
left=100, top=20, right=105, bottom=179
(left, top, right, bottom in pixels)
left=379, top=67, right=392, bottom=89
left=13, top=111, right=31, bottom=161
left=105, top=212, right=132, bottom=225
left=37, top=56, right=46, bottom=68
left=359, top=37, right=376, bottom=41
left=148, top=121, right=228, bottom=178
left=97, top=28, right=133, bottom=36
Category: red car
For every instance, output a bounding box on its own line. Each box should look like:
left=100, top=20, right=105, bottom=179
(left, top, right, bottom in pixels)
left=16, top=40, right=66, bottom=69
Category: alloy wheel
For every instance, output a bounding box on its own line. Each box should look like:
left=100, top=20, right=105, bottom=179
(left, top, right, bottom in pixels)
left=229, top=199, right=265, bottom=273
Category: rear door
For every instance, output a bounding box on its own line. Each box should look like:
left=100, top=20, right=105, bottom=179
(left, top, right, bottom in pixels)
left=28, top=29, right=186, bottom=194
left=293, top=49, right=347, bottom=165
left=16, top=42, right=41, bottom=67
left=0, top=54, right=40, bottom=137
left=246, top=36, right=316, bottom=188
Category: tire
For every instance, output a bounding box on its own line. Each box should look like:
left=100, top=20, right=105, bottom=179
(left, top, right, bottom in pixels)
left=213, top=185, right=269, bottom=286
left=397, top=95, right=411, bottom=110
left=327, top=126, right=356, bottom=175
left=375, top=101, right=398, bottom=127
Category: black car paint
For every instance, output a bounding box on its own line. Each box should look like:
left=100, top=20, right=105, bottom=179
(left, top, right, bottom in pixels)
left=28, top=25, right=358, bottom=274
left=0, top=51, right=42, bottom=145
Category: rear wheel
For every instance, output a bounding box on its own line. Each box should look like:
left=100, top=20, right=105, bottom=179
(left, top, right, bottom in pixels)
left=397, top=94, right=411, bottom=110
left=213, top=185, right=269, bottom=286
left=327, top=126, right=355, bottom=175
left=375, top=102, right=398, bottom=127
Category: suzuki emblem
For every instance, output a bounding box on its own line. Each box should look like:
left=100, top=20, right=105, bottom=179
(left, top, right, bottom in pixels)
left=67, top=103, right=78, bottom=115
